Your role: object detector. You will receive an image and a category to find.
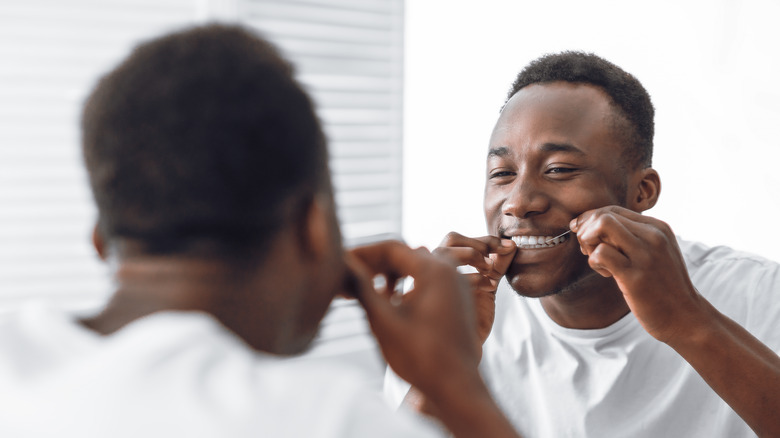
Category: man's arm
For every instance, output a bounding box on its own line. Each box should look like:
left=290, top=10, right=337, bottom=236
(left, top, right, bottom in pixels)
left=347, top=241, right=521, bottom=438
left=572, top=206, right=780, bottom=437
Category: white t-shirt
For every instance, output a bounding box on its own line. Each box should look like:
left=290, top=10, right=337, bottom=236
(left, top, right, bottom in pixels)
left=385, top=238, right=780, bottom=437
left=0, top=302, right=439, bottom=438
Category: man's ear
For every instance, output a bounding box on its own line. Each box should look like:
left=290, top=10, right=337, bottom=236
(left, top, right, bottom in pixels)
left=92, top=224, right=108, bottom=261
left=629, top=167, right=661, bottom=212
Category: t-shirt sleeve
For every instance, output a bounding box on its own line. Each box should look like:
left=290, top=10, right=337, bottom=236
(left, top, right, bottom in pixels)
left=745, top=261, right=780, bottom=353
left=682, top=238, right=780, bottom=353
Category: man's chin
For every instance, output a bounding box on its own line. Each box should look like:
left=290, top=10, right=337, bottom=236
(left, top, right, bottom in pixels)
left=506, top=267, right=602, bottom=299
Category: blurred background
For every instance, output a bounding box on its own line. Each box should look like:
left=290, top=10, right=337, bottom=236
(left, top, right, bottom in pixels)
left=2, top=0, right=779, bottom=387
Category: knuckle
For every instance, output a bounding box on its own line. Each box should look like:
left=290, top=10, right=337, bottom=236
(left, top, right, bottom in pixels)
left=440, top=231, right=462, bottom=246
left=590, top=214, right=610, bottom=230
left=599, top=213, right=619, bottom=227
left=483, top=235, right=503, bottom=249
left=588, top=245, right=605, bottom=262
left=646, top=227, right=668, bottom=248
left=655, top=218, right=674, bottom=235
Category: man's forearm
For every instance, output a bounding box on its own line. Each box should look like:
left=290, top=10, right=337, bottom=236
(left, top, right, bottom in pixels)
left=668, top=297, right=780, bottom=437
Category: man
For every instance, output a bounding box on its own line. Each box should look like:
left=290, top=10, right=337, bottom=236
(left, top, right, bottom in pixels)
left=386, top=52, right=780, bottom=437
left=0, top=25, right=521, bottom=437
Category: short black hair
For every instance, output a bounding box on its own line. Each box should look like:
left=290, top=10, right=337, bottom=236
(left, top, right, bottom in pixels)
left=81, top=24, right=329, bottom=256
left=506, top=51, right=654, bottom=169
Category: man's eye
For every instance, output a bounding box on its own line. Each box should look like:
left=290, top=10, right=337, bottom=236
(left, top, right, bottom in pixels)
left=489, top=171, right=514, bottom=179
left=546, top=167, right=577, bottom=174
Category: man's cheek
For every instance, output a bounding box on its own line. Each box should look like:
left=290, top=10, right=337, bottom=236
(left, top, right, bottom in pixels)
left=483, top=207, right=500, bottom=232
left=487, top=216, right=501, bottom=235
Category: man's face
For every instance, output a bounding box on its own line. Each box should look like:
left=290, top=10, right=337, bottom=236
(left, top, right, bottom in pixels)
left=484, top=81, right=633, bottom=297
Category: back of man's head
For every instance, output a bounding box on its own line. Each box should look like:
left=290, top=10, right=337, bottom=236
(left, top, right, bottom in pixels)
left=506, top=51, right=655, bottom=169
left=82, top=24, right=328, bottom=257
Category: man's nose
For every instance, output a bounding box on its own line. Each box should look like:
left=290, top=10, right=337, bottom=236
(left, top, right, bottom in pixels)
left=500, top=178, right=550, bottom=219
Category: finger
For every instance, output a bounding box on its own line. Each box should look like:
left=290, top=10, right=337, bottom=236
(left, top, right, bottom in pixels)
left=464, top=273, right=498, bottom=292
left=350, top=240, right=435, bottom=280
left=439, top=232, right=490, bottom=254
left=347, top=252, right=406, bottom=334
left=433, top=246, right=493, bottom=271
left=473, top=235, right=517, bottom=257
left=598, top=205, right=660, bottom=226
left=439, top=232, right=515, bottom=256
left=575, top=211, right=643, bottom=257
left=598, top=214, right=679, bottom=261
left=435, top=233, right=515, bottom=278
left=586, top=242, right=631, bottom=278
left=378, top=247, right=429, bottom=296
left=351, top=240, right=468, bottom=316
left=487, top=242, right=516, bottom=279
left=574, top=209, right=676, bottom=265
left=571, top=205, right=663, bottom=232
left=489, top=237, right=518, bottom=256
left=348, top=244, right=399, bottom=297
left=344, top=252, right=382, bottom=310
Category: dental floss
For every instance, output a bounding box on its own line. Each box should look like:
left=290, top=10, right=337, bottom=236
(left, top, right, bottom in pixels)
left=544, top=229, right=572, bottom=244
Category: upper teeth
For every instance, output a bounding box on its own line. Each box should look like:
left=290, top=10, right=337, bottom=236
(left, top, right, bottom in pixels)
left=511, top=234, right=568, bottom=249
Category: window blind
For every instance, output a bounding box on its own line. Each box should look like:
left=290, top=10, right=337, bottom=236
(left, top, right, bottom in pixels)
left=0, top=0, right=405, bottom=382
left=237, top=0, right=404, bottom=241
left=0, top=0, right=201, bottom=310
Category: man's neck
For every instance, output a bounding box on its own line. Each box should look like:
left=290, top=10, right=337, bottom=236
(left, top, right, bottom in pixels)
left=539, top=272, right=630, bottom=330
left=80, top=238, right=327, bottom=356
left=79, top=257, right=243, bottom=336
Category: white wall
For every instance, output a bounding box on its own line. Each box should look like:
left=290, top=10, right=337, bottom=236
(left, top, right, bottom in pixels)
left=403, top=0, right=780, bottom=263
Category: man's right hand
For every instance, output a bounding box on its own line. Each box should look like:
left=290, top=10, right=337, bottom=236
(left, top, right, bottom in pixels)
left=433, top=232, right=516, bottom=344
left=347, top=240, right=521, bottom=438
left=346, top=241, right=481, bottom=394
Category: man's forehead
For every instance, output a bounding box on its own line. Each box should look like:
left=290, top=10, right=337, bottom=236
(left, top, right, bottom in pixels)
left=489, top=82, right=617, bottom=151
left=501, top=82, right=612, bottom=120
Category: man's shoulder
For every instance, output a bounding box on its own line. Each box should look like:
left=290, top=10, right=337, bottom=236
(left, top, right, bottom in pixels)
left=677, top=236, right=778, bottom=270
left=677, top=236, right=779, bottom=290
left=0, top=303, right=437, bottom=437
left=677, top=236, right=780, bottom=335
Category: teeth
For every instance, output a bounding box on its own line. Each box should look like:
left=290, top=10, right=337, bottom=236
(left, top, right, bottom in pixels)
left=511, top=233, right=568, bottom=249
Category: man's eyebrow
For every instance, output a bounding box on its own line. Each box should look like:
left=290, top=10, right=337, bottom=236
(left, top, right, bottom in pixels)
left=488, top=143, right=586, bottom=158
left=487, top=146, right=510, bottom=158
left=540, top=142, right=585, bottom=155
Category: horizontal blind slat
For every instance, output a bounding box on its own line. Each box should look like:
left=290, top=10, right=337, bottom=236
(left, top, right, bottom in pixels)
left=244, top=2, right=393, bottom=29
left=259, top=0, right=399, bottom=15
